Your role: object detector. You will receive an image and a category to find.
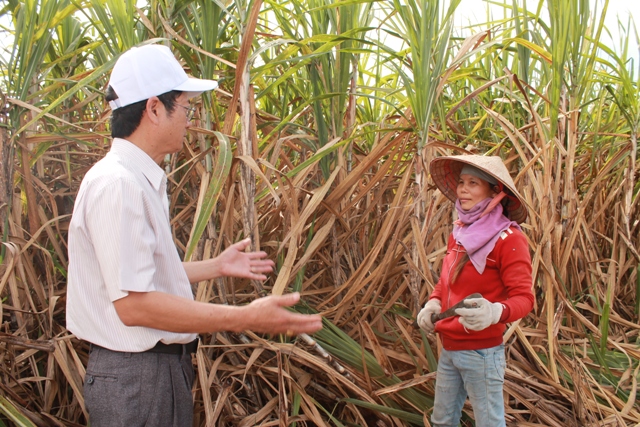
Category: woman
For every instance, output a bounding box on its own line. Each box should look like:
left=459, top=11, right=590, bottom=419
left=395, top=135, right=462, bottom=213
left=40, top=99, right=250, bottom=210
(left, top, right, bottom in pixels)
left=417, top=155, right=534, bottom=427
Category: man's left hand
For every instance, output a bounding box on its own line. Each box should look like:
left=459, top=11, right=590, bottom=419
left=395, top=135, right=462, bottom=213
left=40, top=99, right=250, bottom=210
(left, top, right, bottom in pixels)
left=217, top=238, right=275, bottom=280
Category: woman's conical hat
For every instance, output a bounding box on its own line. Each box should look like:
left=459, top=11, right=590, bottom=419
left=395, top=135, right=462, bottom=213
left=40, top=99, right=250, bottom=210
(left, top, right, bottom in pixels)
left=429, top=155, right=528, bottom=223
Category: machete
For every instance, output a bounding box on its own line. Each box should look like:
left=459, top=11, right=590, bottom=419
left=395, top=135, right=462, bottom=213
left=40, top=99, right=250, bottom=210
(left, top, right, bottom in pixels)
left=413, top=292, right=483, bottom=328
left=430, top=292, right=482, bottom=324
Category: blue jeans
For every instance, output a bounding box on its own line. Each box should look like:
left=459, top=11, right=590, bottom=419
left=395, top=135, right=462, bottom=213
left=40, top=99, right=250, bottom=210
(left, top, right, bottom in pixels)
left=432, top=344, right=506, bottom=427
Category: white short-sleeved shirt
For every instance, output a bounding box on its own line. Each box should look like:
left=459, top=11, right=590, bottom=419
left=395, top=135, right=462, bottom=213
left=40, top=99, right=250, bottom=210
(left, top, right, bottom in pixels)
left=66, top=138, right=197, bottom=352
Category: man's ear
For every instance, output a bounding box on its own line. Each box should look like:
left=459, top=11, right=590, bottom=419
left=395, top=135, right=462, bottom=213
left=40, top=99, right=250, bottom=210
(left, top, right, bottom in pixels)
left=145, top=96, right=162, bottom=125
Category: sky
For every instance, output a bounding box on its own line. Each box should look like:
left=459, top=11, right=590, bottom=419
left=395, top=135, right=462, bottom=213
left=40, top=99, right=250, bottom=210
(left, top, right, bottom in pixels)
left=454, top=0, right=638, bottom=60
left=0, top=1, right=637, bottom=71
left=456, top=0, right=638, bottom=28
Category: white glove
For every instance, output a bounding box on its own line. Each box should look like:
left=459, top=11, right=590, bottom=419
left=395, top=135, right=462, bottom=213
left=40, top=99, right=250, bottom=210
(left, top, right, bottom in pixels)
left=417, top=299, right=441, bottom=333
left=455, top=298, right=503, bottom=331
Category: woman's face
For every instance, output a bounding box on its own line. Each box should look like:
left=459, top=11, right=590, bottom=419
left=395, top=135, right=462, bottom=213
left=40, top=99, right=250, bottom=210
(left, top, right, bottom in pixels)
left=456, top=174, right=496, bottom=210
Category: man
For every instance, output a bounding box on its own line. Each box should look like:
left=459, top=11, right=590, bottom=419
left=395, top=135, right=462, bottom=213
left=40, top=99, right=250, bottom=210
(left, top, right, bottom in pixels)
left=66, top=43, right=322, bottom=427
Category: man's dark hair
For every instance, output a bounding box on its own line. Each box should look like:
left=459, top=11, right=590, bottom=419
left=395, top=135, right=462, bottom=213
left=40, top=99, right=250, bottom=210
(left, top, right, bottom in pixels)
left=105, top=86, right=182, bottom=138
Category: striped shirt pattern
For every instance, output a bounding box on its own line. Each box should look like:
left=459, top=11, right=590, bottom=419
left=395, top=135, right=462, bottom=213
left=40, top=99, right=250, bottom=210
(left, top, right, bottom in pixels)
left=66, top=138, right=197, bottom=352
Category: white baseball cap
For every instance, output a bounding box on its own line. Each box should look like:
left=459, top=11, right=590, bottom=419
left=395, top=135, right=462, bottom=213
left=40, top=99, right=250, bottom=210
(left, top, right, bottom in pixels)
left=107, top=44, right=218, bottom=110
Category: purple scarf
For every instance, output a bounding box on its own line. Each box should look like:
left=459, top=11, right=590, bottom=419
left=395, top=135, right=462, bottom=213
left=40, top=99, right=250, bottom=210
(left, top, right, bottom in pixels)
left=452, top=198, right=520, bottom=274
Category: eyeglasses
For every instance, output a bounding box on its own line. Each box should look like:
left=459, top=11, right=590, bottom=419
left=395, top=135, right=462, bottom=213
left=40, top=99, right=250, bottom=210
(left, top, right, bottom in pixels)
left=176, top=103, right=196, bottom=121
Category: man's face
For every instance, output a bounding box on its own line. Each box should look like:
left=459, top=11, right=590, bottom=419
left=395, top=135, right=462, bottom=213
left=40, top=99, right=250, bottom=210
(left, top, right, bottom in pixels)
left=161, top=92, right=192, bottom=155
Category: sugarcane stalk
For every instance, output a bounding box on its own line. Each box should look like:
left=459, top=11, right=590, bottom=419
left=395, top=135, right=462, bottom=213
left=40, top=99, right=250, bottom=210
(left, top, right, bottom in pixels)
left=298, top=333, right=354, bottom=382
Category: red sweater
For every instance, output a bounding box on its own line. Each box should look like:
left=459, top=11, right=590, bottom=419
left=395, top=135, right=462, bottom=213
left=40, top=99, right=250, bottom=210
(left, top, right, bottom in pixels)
left=430, top=227, right=534, bottom=351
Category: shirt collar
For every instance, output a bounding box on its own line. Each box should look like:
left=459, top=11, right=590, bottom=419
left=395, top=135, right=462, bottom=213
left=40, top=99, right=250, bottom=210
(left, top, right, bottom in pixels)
left=110, top=138, right=166, bottom=191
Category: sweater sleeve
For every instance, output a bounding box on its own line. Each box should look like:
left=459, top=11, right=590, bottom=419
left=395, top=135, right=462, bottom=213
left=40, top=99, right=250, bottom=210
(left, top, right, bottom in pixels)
left=496, top=228, right=534, bottom=322
left=428, top=234, right=455, bottom=302
left=429, top=276, right=444, bottom=302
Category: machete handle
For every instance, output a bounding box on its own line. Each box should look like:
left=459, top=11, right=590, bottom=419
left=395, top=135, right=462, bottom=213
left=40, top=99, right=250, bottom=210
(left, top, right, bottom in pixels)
left=429, top=292, right=483, bottom=324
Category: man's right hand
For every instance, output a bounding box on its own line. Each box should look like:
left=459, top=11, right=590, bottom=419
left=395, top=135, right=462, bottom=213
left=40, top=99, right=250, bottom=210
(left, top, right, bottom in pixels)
left=244, top=292, right=323, bottom=336
left=114, top=291, right=322, bottom=336
left=417, top=299, right=441, bottom=333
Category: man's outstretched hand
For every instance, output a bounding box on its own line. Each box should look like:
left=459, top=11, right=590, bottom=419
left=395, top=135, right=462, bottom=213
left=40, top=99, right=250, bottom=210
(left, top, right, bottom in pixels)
left=243, top=292, right=323, bottom=336
left=217, top=238, right=275, bottom=281
left=183, top=238, right=276, bottom=283
left=113, top=291, right=322, bottom=335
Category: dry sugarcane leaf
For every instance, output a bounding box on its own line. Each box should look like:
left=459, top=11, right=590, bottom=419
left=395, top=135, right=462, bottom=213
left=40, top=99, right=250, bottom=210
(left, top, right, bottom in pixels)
left=360, top=321, right=393, bottom=377
left=52, top=340, right=87, bottom=419
left=290, top=215, right=335, bottom=279
left=238, top=396, right=277, bottom=427
left=271, top=235, right=299, bottom=297
left=195, top=349, right=216, bottom=427
left=374, top=373, right=436, bottom=397
left=236, top=155, right=281, bottom=206
left=279, top=167, right=340, bottom=250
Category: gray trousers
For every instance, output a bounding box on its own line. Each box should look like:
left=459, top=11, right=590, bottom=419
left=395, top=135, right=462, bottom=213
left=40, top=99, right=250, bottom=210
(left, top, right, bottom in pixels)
left=84, top=345, right=195, bottom=427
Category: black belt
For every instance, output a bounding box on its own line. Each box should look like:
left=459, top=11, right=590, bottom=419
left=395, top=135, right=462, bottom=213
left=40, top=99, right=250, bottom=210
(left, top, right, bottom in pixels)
left=90, top=338, right=199, bottom=355
left=146, top=338, right=199, bottom=355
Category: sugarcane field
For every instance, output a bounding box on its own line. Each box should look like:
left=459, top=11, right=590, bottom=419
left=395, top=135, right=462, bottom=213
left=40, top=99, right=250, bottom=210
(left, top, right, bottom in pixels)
left=0, top=0, right=639, bottom=426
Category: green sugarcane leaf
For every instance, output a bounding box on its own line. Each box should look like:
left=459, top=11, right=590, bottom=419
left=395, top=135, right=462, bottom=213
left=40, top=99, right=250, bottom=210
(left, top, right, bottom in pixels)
left=0, top=396, right=38, bottom=427
left=185, top=131, right=232, bottom=261
left=342, top=398, right=425, bottom=424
